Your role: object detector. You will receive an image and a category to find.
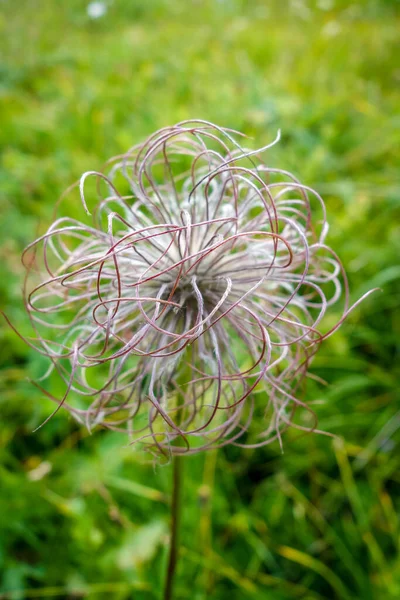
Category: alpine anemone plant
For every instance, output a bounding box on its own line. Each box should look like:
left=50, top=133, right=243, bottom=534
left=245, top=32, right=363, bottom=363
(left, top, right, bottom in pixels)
left=9, top=120, right=374, bottom=457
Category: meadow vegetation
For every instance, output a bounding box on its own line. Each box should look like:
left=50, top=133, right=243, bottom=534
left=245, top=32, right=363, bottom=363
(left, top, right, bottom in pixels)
left=0, top=1, right=399, bottom=598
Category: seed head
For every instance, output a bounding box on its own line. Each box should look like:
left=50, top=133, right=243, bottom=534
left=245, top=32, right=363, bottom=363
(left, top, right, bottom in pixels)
left=10, top=121, right=374, bottom=455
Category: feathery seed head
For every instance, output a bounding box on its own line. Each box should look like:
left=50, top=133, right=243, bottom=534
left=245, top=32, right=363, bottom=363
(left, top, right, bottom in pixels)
left=14, top=120, right=374, bottom=456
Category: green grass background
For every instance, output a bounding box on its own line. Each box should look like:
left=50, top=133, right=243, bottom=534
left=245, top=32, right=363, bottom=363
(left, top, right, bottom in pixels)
left=0, top=0, right=399, bottom=598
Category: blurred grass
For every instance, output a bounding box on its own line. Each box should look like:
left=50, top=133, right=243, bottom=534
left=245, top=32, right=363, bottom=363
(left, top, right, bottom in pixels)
left=0, top=0, right=399, bottom=598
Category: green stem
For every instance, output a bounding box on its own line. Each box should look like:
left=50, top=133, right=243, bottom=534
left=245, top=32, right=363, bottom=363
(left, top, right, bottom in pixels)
left=163, top=455, right=183, bottom=600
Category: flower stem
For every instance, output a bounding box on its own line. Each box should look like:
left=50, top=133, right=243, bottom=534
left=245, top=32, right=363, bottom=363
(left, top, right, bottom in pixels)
left=163, top=454, right=183, bottom=600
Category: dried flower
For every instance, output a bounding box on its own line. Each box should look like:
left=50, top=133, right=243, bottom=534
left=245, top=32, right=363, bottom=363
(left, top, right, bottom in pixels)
left=10, top=121, right=374, bottom=455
